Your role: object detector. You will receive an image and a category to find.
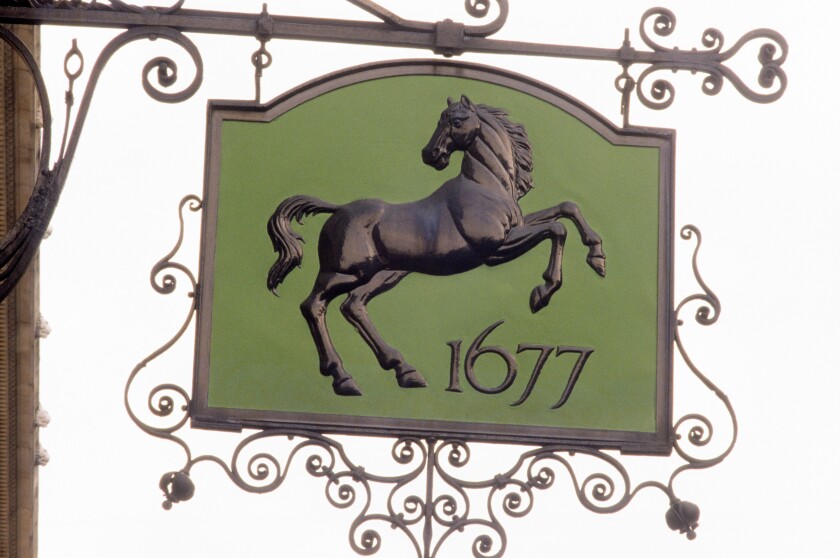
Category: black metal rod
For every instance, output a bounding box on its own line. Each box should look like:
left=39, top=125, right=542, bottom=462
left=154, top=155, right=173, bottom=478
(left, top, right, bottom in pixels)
left=0, top=6, right=651, bottom=65
left=0, top=5, right=789, bottom=90
left=423, top=439, right=436, bottom=558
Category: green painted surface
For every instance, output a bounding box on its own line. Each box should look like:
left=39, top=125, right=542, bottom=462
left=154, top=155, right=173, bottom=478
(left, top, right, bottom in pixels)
left=207, top=75, right=661, bottom=432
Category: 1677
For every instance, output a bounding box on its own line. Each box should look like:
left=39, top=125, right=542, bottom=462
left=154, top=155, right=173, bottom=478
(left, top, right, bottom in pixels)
left=445, top=320, right=594, bottom=409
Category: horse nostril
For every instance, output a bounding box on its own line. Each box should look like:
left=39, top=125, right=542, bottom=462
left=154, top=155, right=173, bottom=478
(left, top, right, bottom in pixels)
left=422, top=146, right=441, bottom=163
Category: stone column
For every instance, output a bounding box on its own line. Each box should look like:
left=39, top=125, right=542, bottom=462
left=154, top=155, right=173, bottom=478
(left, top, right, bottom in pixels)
left=0, top=23, right=41, bottom=558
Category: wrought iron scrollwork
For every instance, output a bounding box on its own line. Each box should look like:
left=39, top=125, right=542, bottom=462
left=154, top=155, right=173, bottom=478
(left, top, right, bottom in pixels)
left=348, top=0, right=509, bottom=38
left=1, top=2, right=789, bottom=112
left=0, top=21, right=204, bottom=299
left=672, top=225, right=735, bottom=470
left=127, top=204, right=732, bottom=554
left=634, top=8, right=787, bottom=111
left=125, top=195, right=200, bottom=446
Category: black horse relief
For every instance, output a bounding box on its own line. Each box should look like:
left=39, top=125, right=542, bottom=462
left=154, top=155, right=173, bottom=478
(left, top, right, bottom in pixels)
left=267, top=95, right=606, bottom=396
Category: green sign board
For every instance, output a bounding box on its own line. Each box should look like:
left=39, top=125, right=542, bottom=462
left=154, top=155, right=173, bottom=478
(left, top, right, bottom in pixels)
left=193, top=61, right=674, bottom=453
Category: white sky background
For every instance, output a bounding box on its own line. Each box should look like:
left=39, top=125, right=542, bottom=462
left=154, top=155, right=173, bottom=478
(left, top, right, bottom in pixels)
left=34, top=1, right=839, bottom=557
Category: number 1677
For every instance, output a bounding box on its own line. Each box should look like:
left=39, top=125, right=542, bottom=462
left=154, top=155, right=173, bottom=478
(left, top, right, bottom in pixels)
left=445, top=321, right=594, bottom=409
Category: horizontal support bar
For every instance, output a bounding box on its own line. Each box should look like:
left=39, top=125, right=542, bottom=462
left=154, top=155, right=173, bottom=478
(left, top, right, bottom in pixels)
left=0, top=5, right=670, bottom=65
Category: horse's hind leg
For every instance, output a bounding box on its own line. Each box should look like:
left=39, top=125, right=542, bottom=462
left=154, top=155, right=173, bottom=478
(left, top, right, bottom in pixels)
left=524, top=201, right=605, bottom=277
left=340, top=271, right=427, bottom=389
left=300, top=271, right=364, bottom=396
left=485, top=221, right=568, bottom=313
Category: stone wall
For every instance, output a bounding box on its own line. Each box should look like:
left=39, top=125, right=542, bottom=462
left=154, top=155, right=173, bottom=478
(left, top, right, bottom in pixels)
left=0, top=23, right=41, bottom=558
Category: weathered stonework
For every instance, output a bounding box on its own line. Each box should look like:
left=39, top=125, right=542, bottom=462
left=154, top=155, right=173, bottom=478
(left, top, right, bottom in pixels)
left=0, top=23, right=40, bottom=558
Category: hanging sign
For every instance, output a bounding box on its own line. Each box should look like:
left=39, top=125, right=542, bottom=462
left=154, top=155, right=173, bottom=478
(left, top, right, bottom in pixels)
left=192, top=60, right=674, bottom=453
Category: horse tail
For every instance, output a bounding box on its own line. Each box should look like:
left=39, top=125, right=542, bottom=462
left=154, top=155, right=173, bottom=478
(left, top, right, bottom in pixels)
left=267, top=195, right=338, bottom=294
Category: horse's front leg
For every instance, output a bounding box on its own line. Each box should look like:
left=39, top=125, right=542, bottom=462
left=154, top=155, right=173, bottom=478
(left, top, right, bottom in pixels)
left=300, top=271, right=364, bottom=396
left=485, top=221, right=567, bottom=313
left=340, top=271, right=427, bottom=389
left=523, top=201, right=605, bottom=277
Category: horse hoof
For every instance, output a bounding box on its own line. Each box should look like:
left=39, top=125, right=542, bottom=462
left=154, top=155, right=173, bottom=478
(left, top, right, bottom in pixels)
left=588, top=255, right=606, bottom=277
left=396, top=369, right=428, bottom=388
left=333, top=376, right=362, bottom=396
left=530, top=286, right=550, bottom=313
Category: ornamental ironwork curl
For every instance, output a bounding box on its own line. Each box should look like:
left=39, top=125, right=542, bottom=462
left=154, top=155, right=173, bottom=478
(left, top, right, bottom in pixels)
left=635, top=7, right=787, bottom=110
left=348, top=0, right=509, bottom=38
left=124, top=194, right=200, bottom=444
left=672, top=225, right=735, bottom=470
left=60, top=25, right=203, bottom=163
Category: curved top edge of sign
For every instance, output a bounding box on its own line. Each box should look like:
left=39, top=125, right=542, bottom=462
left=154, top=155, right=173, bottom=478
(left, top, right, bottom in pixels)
left=207, top=58, right=674, bottom=147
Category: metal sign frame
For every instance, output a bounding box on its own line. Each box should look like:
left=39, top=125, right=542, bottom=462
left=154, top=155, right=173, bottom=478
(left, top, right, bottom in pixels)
left=192, top=58, right=677, bottom=454
left=0, top=1, right=784, bottom=555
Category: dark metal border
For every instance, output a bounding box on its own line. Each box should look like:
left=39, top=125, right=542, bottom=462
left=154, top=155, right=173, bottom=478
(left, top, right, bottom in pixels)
left=191, top=59, right=675, bottom=455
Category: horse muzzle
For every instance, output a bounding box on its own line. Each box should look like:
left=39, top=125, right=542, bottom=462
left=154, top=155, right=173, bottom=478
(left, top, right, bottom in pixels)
left=421, top=145, right=450, bottom=170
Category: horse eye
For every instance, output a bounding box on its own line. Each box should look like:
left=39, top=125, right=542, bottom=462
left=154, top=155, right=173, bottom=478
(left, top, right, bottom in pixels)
left=451, top=118, right=463, bottom=127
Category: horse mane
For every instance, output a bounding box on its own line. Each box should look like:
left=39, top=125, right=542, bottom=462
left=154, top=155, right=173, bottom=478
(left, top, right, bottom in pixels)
left=475, top=104, right=534, bottom=199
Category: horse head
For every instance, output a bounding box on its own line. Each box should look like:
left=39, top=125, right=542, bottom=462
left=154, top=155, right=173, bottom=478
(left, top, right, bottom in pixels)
left=421, top=95, right=480, bottom=170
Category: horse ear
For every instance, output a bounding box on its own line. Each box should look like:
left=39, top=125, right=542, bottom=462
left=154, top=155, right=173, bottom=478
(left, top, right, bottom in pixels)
left=460, top=95, right=473, bottom=108
left=447, top=96, right=455, bottom=106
